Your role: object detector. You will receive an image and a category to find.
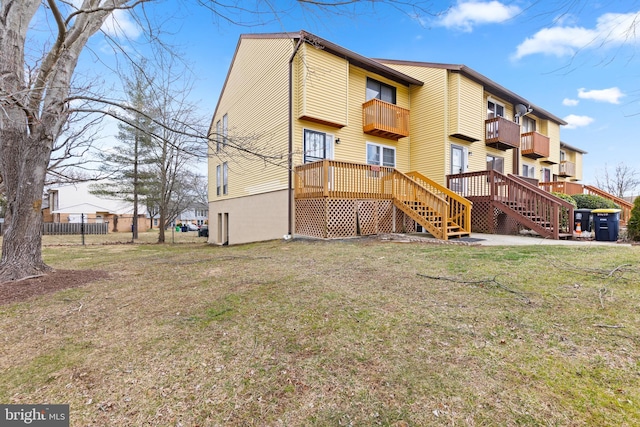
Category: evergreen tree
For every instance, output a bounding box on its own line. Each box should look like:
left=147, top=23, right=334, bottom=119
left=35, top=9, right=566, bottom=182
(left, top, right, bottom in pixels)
left=90, top=66, right=156, bottom=239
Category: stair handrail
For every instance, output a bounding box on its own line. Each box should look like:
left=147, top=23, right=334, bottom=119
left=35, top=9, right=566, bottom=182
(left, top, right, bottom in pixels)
left=508, top=173, right=575, bottom=237
left=391, top=170, right=449, bottom=240
left=406, top=171, right=472, bottom=234
left=583, top=185, right=633, bottom=224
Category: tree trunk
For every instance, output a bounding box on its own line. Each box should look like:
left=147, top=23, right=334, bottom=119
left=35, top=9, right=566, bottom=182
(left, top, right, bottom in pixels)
left=0, top=128, right=53, bottom=281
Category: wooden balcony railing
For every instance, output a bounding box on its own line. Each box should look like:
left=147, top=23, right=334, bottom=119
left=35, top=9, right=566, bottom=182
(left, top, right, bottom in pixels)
left=485, top=117, right=520, bottom=151
left=362, top=98, right=409, bottom=140
left=521, top=131, right=550, bottom=159
left=559, top=160, right=576, bottom=177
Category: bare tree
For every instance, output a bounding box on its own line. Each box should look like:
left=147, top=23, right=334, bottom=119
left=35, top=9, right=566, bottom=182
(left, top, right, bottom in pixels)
left=144, top=53, right=206, bottom=243
left=595, top=162, right=640, bottom=198
left=0, top=0, right=436, bottom=283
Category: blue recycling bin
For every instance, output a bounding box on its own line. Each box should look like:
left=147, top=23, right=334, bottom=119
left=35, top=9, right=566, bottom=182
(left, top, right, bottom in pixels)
left=591, top=209, right=621, bottom=242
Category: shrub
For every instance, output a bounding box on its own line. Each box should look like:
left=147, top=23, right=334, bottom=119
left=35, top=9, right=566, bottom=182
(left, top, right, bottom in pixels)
left=571, top=194, right=619, bottom=210
left=627, top=197, right=640, bottom=241
left=553, top=192, right=577, bottom=231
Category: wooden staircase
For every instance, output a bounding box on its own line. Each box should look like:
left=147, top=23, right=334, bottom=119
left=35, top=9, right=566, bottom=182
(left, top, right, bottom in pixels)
left=447, top=170, right=575, bottom=239
left=294, top=160, right=472, bottom=241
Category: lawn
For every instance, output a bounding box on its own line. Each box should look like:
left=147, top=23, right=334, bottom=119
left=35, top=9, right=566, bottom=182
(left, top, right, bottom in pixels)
left=1, top=233, right=639, bottom=426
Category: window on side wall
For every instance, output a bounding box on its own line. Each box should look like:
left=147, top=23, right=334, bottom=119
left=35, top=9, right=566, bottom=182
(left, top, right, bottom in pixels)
left=223, top=162, right=228, bottom=195
left=486, top=155, right=504, bottom=173
left=216, top=165, right=221, bottom=196
left=222, top=114, right=228, bottom=146
left=215, top=120, right=222, bottom=152
left=366, top=78, right=396, bottom=104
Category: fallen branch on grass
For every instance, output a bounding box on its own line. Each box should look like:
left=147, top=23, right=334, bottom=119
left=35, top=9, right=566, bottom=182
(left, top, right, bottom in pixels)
left=417, top=274, right=531, bottom=304
left=593, top=324, right=625, bottom=329
left=544, top=257, right=634, bottom=281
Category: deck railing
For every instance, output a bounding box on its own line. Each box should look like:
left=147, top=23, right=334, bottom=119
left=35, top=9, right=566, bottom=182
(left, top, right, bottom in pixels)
left=521, top=131, right=550, bottom=159
left=448, top=170, right=574, bottom=239
left=406, top=171, right=472, bottom=236
left=485, top=117, right=520, bottom=150
left=559, top=160, right=576, bottom=177
left=362, top=98, right=409, bottom=140
left=538, top=181, right=633, bottom=225
left=294, top=160, right=471, bottom=240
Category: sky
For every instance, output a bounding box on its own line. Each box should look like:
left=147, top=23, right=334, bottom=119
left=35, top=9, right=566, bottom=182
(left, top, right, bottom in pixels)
left=73, top=0, right=640, bottom=189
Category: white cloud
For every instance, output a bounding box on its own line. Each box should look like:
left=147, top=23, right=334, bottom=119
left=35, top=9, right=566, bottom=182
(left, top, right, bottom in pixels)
left=563, top=98, right=579, bottom=106
left=513, top=11, right=640, bottom=59
left=563, top=114, right=594, bottom=129
left=578, top=87, right=625, bottom=104
left=438, top=1, right=521, bottom=32
left=102, top=9, right=142, bottom=39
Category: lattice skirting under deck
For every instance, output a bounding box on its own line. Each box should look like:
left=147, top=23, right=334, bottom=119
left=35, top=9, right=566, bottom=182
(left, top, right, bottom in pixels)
left=468, top=197, right=524, bottom=235
left=295, top=198, right=413, bottom=239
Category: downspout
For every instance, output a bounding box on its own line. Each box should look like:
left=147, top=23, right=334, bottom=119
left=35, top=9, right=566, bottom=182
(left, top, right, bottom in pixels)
left=287, top=36, right=304, bottom=238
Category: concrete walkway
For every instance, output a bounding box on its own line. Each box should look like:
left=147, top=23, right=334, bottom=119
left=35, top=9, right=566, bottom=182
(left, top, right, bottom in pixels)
left=467, top=233, right=630, bottom=246
left=376, top=232, right=632, bottom=247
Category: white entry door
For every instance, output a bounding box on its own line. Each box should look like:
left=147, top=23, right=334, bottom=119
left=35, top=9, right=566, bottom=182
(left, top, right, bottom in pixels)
left=450, top=145, right=467, bottom=193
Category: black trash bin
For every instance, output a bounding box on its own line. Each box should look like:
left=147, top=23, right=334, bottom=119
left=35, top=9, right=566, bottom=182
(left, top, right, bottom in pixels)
left=591, top=209, right=621, bottom=242
left=574, top=208, right=592, bottom=233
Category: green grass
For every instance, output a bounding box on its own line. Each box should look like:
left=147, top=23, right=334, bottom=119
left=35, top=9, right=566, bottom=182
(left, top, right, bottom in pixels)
left=0, top=235, right=639, bottom=426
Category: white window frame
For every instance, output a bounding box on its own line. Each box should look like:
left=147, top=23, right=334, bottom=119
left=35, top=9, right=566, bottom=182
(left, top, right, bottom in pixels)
left=522, top=116, right=536, bottom=133
left=215, top=120, right=222, bottom=152
left=222, top=114, right=228, bottom=146
left=223, top=162, right=228, bottom=195
left=366, top=142, right=396, bottom=168
left=216, top=165, right=221, bottom=196
left=522, top=163, right=535, bottom=178
left=487, top=98, right=505, bottom=119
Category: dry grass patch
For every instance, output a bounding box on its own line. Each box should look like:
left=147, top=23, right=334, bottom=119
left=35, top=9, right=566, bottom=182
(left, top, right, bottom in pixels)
left=1, top=238, right=639, bottom=426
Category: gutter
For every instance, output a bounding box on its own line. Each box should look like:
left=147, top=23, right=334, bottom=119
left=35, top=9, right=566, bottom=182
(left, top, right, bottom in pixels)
left=287, top=35, right=304, bottom=238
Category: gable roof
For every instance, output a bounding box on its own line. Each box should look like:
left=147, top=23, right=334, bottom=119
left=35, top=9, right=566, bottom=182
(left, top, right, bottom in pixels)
left=561, top=141, right=588, bottom=154
left=376, top=59, right=567, bottom=125
left=240, top=31, right=424, bottom=87
left=211, top=30, right=567, bottom=128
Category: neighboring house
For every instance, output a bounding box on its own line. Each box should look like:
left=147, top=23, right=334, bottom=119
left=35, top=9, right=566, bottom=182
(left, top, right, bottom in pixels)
left=174, top=205, right=209, bottom=227
left=208, top=31, right=614, bottom=245
left=43, top=181, right=149, bottom=233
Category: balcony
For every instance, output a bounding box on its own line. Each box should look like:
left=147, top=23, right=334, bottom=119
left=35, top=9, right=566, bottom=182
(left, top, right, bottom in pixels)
left=485, top=117, right=520, bottom=151
left=521, top=131, right=550, bottom=159
left=362, top=98, right=409, bottom=140
left=559, top=160, right=576, bottom=177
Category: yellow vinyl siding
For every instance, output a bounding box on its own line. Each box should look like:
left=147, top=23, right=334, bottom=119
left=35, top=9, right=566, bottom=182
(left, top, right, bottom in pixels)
left=448, top=73, right=484, bottom=142
left=546, top=120, right=561, bottom=165
left=296, top=64, right=411, bottom=171
left=209, top=38, right=293, bottom=200
left=297, top=44, right=348, bottom=127
left=379, top=64, right=448, bottom=184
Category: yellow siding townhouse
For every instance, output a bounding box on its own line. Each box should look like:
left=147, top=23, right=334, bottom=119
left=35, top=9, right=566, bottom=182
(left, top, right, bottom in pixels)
left=208, top=31, right=614, bottom=245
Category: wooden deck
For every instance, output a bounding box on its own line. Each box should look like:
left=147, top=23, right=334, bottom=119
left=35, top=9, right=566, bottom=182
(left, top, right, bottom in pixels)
left=294, top=160, right=471, bottom=240
left=447, top=170, right=574, bottom=239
